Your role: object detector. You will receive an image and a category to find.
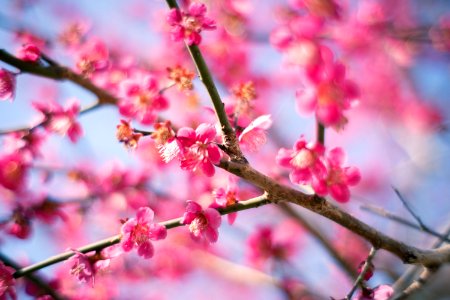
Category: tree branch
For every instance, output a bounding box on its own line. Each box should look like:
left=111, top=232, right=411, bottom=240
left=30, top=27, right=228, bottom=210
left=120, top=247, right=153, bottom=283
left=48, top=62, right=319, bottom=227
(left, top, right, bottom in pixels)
left=13, top=193, right=271, bottom=278
left=345, top=247, right=377, bottom=300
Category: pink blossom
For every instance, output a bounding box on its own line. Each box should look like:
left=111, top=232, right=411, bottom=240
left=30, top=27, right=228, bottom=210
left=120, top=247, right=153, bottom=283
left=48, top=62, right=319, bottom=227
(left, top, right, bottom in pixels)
left=0, top=152, right=29, bottom=192
left=311, top=147, right=361, bottom=203
left=75, top=38, right=109, bottom=74
left=238, top=115, right=272, bottom=152
left=67, top=249, right=113, bottom=286
left=8, top=208, right=32, bottom=239
left=176, top=123, right=221, bottom=177
left=356, top=285, right=394, bottom=300
left=167, top=2, right=216, bottom=45
left=17, top=43, right=40, bottom=62
left=0, top=261, right=16, bottom=299
left=181, top=200, right=221, bottom=243
left=3, top=130, right=46, bottom=158
left=118, top=74, right=169, bottom=125
left=0, top=69, right=16, bottom=102
left=32, top=98, right=83, bottom=143
left=213, top=176, right=239, bottom=224
left=296, top=57, right=359, bottom=128
left=120, top=207, right=167, bottom=259
left=276, top=136, right=326, bottom=185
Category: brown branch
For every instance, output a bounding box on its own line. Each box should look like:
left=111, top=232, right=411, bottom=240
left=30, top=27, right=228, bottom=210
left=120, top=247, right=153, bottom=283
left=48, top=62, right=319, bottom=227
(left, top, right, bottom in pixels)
left=391, top=267, right=439, bottom=300
left=218, top=160, right=450, bottom=267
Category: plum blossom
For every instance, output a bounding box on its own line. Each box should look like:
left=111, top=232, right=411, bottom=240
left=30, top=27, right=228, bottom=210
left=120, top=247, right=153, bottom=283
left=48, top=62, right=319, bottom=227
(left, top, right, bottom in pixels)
left=68, top=249, right=115, bottom=286
left=182, top=200, right=221, bottom=243
left=32, top=99, right=83, bottom=143
left=213, top=177, right=239, bottom=224
left=311, top=147, right=361, bottom=203
left=167, top=2, right=216, bottom=45
left=120, top=207, right=167, bottom=259
left=0, top=152, right=29, bottom=192
left=276, top=136, right=326, bottom=184
left=17, top=43, right=40, bottom=62
left=116, top=120, right=142, bottom=149
left=75, top=38, right=109, bottom=74
left=118, top=74, right=169, bottom=125
left=277, top=137, right=360, bottom=202
left=0, top=261, right=16, bottom=299
left=168, top=123, right=221, bottom=177
left=238, top=115, right=272, bottom=152
left=0, top=69, right=16, bottom=102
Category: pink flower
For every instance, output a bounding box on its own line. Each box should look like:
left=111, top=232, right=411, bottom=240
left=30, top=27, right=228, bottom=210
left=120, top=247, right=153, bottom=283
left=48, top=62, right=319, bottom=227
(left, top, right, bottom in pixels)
left=8, top=208, right=32, bottom=239
left=0, top=69, right=16, bottom=102
left=311, top=147, right=361, bottom=203
left=238, top=115, right=272, bottom=152
left=276, top=136, right=326, bottom=184
left=176, top=123, right=221, bottom=177
left=0, top=152, right=28, bottom=192
left=0, top=261, right=16, bottom=299
left=120, top=207, right=167, bottom=259
left=17, top=43, right=40, bottom=62
left=181, top=200, right=221, bottom=243
left=356, top=285, right=394, bottom=300
left=75, top=38, right=109, bottom=74
left=32, top=99, right=83, bottom=143
left=213, top=177, right=239, bottom=224
left=296, top=56, right=359, bottom=129
left=67, top=249, right=114, bottom=286
left=118, top=74, right=169, bottom=125
left=167, top=2, right=216, bottom=45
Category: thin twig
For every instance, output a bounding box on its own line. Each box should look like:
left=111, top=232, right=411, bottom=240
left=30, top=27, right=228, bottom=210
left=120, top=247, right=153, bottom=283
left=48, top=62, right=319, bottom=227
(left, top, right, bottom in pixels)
left=360, top=204, right=450, bottom=243
left=393, top=187, right=427, bottom=230
left=345, top=247, right=377, bottom=300
left=317, top=122, right=325, bottom=145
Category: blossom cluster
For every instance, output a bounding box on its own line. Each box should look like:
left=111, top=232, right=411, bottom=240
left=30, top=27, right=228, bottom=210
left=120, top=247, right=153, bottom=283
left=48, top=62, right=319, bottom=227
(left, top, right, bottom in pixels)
left=276, top=136, right=360, bottom=202
left=159, top=123, right=221, bottom=177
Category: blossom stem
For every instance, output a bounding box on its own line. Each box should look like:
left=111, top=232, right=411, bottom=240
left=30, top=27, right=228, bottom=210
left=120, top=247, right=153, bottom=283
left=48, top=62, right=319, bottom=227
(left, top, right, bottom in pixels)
left=345, top=247, right=377, bottom=300
left=12, top=194, right=270, bottom=278
left=317, top=121, right=325, bottom=144
left=163, top=0, right=246, bottom=163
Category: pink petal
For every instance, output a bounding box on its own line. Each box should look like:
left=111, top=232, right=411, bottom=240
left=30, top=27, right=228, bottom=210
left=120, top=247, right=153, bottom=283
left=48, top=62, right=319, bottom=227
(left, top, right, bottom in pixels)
left=204, top=208, right=221, bottom=229
left=137, top=241, right=154, bottom=259
left=0, top=69, right=16, bottom=102
left=149, top=223, right=167, bottom=240
left=295, top=87, right=317, bottom=115
left=207, top=144, right=221, bottom=163
left=227, top=212, right=237, bottom=225
left=345, top=166, right=361, bottom=186
left=290, top=169, right=311, bottom=184
left=200, top=159, right=215, bottom=177
left=276, top=148, right=294, bottom=167
left=136, top=207, right=154, bottom=224
left=328, top=147, right=346, bottom=166
left=182, top=201, right=202, bottom=224
left=329, top=183, right=350, bottom=203
left=204, top=226, right=219, bottom=243
left=196, top=123, right=216, bottom=143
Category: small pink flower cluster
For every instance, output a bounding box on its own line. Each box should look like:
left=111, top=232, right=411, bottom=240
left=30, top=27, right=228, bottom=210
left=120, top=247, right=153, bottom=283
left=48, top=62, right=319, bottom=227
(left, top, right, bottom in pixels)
left=167, top=2, right=216, bottom=45
left=17, top=43, right=41, bottom=62
left=276, top=136, right=360, bottom=202
left=0, top=69, right=16, bottom=102
left=182, top=200, right=221, bottom=244
left=271, top=14, right=358, bottom=129
left=118, top=73, right=169, bottom=125
left=213, top=177, right=239, bottom=225
left=32, top=98, right=83, bottom=143
left=120, top=207, right=167, bottom=259
left=0, top=261, right=16, bottom=299
left=160, top=123, right=221, bottom=177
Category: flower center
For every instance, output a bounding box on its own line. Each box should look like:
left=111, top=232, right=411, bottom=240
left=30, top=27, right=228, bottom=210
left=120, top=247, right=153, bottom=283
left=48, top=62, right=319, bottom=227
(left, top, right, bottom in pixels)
left=189, top=215, right=208, bottom=237
left=291, top=149, right=315, bottom=169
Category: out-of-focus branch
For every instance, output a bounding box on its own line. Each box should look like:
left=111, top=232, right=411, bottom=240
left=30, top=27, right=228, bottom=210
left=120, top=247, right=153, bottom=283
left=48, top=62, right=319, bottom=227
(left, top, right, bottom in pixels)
left=0, top=252, right=66, bottom=300
left=279, top=203, right=358, bottom=280
left=0, top=49, right=118, bottom=105
left=391, top=267, right=439, bottom=300
left=345, top=247, right=377, bottom=300
left=361, top=204, right=450, bottom=243
left=13, top=194, right=271, bottom=278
